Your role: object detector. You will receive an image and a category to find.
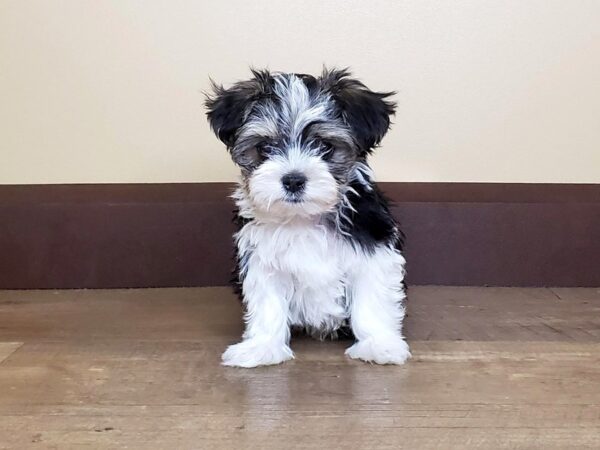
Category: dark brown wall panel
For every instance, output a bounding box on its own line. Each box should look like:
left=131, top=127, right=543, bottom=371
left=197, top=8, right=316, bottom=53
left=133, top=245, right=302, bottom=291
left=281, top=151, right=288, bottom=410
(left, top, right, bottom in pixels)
left=0, top=183, right=598, bottom=288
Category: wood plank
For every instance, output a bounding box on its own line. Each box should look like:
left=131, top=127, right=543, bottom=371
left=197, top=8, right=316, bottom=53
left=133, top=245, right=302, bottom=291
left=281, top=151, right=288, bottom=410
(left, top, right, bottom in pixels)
left=0, top=342, right=22, bottom=364
left=2, top=286, right=600, bottom=343
left=405, top=286, right=600, bottom=341
left=1, top=415, right=599, bottom=450
left=549, top=287, right=600, bottom=302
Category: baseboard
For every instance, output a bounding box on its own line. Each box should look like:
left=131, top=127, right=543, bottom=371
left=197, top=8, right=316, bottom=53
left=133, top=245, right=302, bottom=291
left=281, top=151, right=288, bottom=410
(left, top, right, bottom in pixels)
left=1, top=182, right=598, bottom=288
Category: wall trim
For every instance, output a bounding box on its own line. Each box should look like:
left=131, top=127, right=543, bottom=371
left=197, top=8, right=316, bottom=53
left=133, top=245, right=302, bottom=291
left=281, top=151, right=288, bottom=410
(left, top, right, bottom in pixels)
left=1, top=182, right=599, bottom=288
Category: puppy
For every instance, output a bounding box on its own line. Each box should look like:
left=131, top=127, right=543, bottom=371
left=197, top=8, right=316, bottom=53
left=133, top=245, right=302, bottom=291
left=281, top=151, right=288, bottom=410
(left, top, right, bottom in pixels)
left=205, top=68, right=409, bottom=368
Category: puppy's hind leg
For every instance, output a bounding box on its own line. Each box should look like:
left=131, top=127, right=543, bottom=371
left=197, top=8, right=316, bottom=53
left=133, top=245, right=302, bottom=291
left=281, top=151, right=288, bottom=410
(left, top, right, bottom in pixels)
left=345, top=246, right=411, bottom=365
left=222, top=260, right=293, bottom=368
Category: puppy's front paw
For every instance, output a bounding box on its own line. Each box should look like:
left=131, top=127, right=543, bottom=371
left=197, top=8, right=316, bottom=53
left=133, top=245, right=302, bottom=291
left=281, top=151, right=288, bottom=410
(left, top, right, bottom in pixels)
left=345, top=336, right=411, bottom=365
left=222, top=338, right=294, bottom=368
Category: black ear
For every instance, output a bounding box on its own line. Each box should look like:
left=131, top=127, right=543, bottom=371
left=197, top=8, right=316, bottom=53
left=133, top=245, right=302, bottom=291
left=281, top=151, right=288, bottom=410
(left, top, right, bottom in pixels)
left=321, top=68, right=396, bottom=153
left=205, top=70, right=272, bottom=147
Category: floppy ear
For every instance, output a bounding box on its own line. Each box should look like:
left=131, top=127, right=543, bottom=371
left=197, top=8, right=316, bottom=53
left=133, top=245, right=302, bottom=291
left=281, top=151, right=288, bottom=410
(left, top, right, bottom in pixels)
left=321, top=68, right=396, bottom=153
left=205, top=70, right=272, bottom=147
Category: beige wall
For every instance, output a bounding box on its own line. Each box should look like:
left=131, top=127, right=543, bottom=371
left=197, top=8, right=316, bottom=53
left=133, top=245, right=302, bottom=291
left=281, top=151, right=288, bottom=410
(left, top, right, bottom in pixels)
left=1, top=0, right=599, bottom=184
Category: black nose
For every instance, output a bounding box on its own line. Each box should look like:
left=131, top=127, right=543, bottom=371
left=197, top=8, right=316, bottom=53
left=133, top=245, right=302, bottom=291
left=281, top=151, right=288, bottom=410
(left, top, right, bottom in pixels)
left=281, top=172, right=307, bottom=193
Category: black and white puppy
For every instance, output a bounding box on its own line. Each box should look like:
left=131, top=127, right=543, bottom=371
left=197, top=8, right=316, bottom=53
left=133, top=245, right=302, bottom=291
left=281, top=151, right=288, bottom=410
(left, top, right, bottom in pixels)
left=205, top=68, right=409, bottom=368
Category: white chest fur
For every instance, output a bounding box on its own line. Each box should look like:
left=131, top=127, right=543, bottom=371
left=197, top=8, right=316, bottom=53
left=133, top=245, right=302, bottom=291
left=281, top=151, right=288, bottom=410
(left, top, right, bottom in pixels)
left=236, top=219, right=358, bottom=330
left=226, top=217, right=410, bottom=367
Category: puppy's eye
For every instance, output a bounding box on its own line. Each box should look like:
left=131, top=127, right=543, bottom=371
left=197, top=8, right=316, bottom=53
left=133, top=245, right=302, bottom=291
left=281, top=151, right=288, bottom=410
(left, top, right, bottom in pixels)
left=241, top=142, right=270, bottom=166
left=254, top=141, right=272, bottom=160
left=255, top=141, right=268, bottom=153
left=317, top=139, right=335, bottom=160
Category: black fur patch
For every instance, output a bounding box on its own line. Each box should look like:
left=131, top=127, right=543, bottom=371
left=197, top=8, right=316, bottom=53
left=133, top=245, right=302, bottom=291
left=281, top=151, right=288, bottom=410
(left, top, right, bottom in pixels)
left=338, top=180, right=404, bottom=253
left=322, top=68, right=396, bottom=154
left=204, top=69, right=273, bottom=147
left=231, top=211, right=252, bottom=302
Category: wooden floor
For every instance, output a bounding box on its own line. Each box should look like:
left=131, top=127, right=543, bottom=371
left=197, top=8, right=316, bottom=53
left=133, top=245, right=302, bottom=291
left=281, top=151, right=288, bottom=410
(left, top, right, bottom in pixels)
left=1, top=287, right=600, bottom=449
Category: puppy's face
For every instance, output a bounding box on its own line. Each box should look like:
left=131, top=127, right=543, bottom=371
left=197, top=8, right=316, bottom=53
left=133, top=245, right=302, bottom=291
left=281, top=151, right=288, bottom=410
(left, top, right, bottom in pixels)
left=206, top=69, right=395, bottom=220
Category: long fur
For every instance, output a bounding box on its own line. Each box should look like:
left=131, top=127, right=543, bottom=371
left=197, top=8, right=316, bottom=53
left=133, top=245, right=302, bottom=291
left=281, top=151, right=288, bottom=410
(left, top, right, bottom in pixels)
left=206, top=68, right=410, bottom=367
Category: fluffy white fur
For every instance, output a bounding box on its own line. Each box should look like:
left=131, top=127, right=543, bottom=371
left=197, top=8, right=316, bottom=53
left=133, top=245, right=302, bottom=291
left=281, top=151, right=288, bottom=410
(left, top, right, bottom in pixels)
left=222, top=199, right=410, bottom=368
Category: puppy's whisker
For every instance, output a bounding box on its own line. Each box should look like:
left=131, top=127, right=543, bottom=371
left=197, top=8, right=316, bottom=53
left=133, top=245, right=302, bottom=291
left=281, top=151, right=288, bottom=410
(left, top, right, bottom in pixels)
left=266, top=194, right=274, bottom=211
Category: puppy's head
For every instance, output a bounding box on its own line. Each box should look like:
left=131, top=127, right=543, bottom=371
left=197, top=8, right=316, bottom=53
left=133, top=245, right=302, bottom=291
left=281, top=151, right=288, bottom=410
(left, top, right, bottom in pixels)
left=205, top=68, right=395, bottom=220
